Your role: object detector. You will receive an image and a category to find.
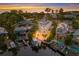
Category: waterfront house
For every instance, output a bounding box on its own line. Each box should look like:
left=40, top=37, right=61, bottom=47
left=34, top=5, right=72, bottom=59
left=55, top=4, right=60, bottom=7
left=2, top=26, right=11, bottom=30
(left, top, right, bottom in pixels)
left=14, top=26, right=28, bottom=41
left=73, top=29, right=79, bottom=45
left=56, top=23, right=69, bottom=39
left=0, top=27, right=8, bottom=52
left=14, top=19, right=33, bottom=41
left=32, top=17, right=52, bottom=46
left=64, top=14, right=76, bottom=19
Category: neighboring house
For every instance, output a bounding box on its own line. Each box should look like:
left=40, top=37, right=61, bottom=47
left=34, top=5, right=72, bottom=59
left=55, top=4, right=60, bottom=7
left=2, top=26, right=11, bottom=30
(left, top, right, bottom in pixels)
left=18, top=20, right=33, bottom=28
left=14, top=19, right=33, bottom=30
left=18, top=20, right=32, bottom=26
left=0, top=27, right=8, bottom=35
left=14, top=19, right=33, bottom=40
left=14, top=26, right=27, bottom=34
left=0, top=27, right=8, bottom=53
left=73, top=29, right=79, bottom=44
left=14, top=26, right=28, bottom=41
left=64, top=14, right=76, bottom=19
left=71, top=12, right=79, bottom=16
left=56, top=23, right=69, bottom=39
left=51, top=13, right=58, bottom=19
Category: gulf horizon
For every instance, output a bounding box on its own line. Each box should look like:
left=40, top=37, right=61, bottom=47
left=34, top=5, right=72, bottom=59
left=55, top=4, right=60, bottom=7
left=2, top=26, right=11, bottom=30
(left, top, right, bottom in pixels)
left=0, top=3, right=79, bottom=13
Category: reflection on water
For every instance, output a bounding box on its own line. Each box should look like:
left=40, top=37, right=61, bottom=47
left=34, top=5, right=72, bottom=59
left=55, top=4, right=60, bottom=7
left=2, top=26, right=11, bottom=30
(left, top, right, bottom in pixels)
left=0, top=41, right=60, bottom=56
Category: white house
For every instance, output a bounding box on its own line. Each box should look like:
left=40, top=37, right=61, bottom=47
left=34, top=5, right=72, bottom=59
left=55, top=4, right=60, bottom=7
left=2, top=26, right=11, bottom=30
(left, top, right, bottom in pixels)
left=32, top=18, right=52, bottom=46
left=56, top=22, right=69, bottom=39
left=38, top=19, right=52, bottom=34
left=0, top=27, right=8, bottom=35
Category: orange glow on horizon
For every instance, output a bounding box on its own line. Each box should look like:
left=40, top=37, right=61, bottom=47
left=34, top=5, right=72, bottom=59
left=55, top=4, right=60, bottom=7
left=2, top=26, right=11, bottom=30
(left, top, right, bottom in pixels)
left=0, top=5, right=79, bottom=12
left=0, top=6, right=46, bottom=10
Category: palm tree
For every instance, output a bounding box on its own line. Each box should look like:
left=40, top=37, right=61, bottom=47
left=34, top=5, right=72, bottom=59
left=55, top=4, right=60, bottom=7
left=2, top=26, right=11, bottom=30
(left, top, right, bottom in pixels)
left=18, top=10, right=23, bottom=14
left=55, top=9, right=58, bottom=14
left=25, top=11, right=27, bottom=14
left=10, top=10, right=18, bottom=14
left=59, top=8, right=64, bottom=14
left=52, top=9, right=54, bottom=14
left=45, top=8, right=51, bottom=13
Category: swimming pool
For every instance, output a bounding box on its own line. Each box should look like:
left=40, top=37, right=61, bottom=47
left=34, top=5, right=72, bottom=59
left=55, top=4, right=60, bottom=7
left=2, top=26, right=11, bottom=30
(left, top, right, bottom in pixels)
left=69, top=45, right=79, bottom=53
left=56, top=41, right=64, bottom=47
left=57, top=41, right=79, bottom=53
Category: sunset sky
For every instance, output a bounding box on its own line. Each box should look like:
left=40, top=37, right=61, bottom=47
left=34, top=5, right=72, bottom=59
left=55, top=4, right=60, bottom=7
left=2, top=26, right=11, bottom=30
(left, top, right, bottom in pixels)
left=0, top=3, right=79, bottom=12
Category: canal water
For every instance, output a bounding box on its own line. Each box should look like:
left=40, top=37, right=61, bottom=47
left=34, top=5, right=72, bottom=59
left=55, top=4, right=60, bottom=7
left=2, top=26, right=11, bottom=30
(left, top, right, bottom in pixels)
left=0, top=43, right=60, bottom=56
